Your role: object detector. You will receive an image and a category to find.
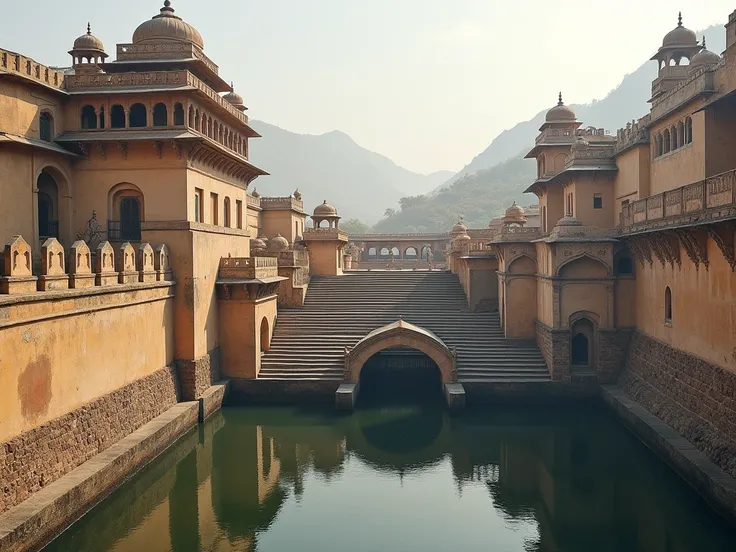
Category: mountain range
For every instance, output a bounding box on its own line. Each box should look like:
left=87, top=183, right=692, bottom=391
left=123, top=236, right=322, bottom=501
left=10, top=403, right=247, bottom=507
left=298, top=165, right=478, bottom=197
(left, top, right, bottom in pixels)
left=247, top=121, right=452, bottom=222
left=248, top=25, right=723, bottom=230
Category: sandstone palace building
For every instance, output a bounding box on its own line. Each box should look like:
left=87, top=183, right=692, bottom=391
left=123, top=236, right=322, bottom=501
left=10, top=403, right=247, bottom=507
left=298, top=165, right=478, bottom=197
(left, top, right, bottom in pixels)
left=1, top=4, right=736, bottom=549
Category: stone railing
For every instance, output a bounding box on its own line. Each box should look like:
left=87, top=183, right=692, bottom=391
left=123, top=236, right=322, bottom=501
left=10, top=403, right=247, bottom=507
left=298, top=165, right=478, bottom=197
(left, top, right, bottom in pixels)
left=115, top=42, right=220, bottom=76
left=564, top=146, right=616, bottom=168
left=303, top=228, right=349, bottom=241
left=651, top=69, right=717, bottom=120
left=218, top=256, right=278, bottom=280
left=615, top=114, right=651, bottom=154
left=247, top=195, right=261, bottom=209
left=620, top=169, right=736, bottom=232
left=187, top=72, right=249, bottom=125
left=0, top=48, right=66, bottom=91
left=65, top=69, right=189, bottom=91
left=259, top=196, right=304, bottom=212
left=0, top=235, right=172, bottom=294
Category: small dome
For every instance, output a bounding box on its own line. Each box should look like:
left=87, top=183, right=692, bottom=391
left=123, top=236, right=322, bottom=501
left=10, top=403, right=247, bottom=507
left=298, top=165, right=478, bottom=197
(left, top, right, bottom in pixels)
left=250, top=237, right=267, bottom=251
left=454, top=231, right=471, bottom=243
left=269, top=234, right=289, bottom=251
left=662, top=13, right=697, bottom=48
left=313, top=200, right=338, bottom=217
left=223, top=83, right=246, bottom=111
left=451, top=218, right=467, bottom=235
left=546, top=92, right=576, bottom=122
left=133, top=1, right=204, bottom=50
left=73, top=23, right=105, bottom=52
left=690, top=38, right=720, bottom=71
left=505, top=202, right=525, bottom=218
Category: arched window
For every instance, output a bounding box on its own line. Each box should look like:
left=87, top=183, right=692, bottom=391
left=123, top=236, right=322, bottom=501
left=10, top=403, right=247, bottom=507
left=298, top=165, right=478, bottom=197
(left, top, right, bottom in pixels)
left=655, top=134, right=663, bottom=157
left=109, top=183, right=145, bottom=242
left=671, top=126, right=678, bottom=150
left=368, top=247, right=377, bottom=257
left=39, top=111, right=53, bottom=141
left=81, top=105, right=97, bottom=130
left=260, top=317, right=270, bottom=352
left=188, top=105, right=195, bottom=127
left=174, top=103, right=185, bottom=126
left=663, top=129, right=671, bottom=153
left=194, top=109, right=200, bottom=131
left=129, top=103, right=147, bottom=128
left=153, top=103, right=168, bottom=127
left=207, top=117, right=213, bottom=138
left=200, top=113, right=206, bottom=134
left=37, top=170, right=59, bottom=237
left=223, top=197, right=231, bottom=227
left=678, top=121, right=685, bottom=147
left=665, top=286, right=672, bottom=323
left=537, top=156, right=545, bottom=178
left=570, top=317, right=596, bottom=368
left=111, top=104, right=126, bottom=128
left=685, top=117, right=693, bottom=144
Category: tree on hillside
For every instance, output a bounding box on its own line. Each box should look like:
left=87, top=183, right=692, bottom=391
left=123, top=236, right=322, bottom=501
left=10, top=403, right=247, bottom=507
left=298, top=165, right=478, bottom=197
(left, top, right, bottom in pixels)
left=340, top=218, right=372, bottom=235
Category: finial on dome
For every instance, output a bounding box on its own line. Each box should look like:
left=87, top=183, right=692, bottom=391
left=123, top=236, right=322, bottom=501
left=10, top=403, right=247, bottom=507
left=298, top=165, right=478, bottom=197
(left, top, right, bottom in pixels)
left=702, top=36, right=706, bottom=48
left=161, top=0, right=174, bottom=14
left=87, top=22, right=91, bottom=35
left=231, top=81, right=234, bottom=90
left=678, top=11, right=682, bottom=27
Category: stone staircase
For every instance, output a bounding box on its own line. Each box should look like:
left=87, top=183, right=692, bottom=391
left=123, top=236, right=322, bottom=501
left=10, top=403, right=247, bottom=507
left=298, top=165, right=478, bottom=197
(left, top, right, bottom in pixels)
left=259, top=271, right=550, bottom=383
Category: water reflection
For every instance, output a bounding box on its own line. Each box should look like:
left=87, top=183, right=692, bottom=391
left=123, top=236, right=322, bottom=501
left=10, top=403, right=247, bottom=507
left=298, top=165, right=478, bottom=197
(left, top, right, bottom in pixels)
left=46, top=405, right=736, bottom=552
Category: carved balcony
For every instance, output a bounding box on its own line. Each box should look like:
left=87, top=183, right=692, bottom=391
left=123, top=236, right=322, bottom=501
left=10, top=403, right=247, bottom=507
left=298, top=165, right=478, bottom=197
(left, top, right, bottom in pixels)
left=619, top=169, right=736, bottom=234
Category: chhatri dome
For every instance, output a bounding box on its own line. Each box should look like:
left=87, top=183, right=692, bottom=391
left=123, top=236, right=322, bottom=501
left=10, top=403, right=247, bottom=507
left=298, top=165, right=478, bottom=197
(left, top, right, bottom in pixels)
left=502, top=202, right=527, bottom=226
left=451, top=217, right=467, bottom=235
left=546, top=92, right=576, bottom=122
left=72, top=23, right=105, bottom=53
left=690, top=37, right=721, bottom=71
left=314, top=200, right=338, bottom=217
left=223, top=83, right=246, bottom=111
left=133, top=0, right=205, bottom=50
left=662, top=12, right=697, bottom=48
left=269, top=234, right=290, bottom=251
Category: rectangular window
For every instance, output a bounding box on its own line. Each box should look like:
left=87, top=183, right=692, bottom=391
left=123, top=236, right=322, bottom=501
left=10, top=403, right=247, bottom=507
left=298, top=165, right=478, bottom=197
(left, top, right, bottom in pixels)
left=210, top=192, right=219, bottom=225
left=236, top=200, right=243, bottom=229
left=593, top=194, right=603, bottom=209
left=194, top=188, right=203, bottom=223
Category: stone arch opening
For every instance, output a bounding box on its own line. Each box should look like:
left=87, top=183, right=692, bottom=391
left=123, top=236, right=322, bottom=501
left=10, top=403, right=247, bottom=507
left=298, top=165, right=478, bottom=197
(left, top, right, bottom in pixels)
left=110, top=104, right=125, bottom=128
left=665, top=286, right=672, bottom=322
left=570, top=316, right=596, bottom=371
left=368, top=247, right=377, bottom=257
left=153, top=103, right=168, bottom=127
left=174, top=103, right=185, bottom=126
left=108, top=183, right=144, bottom=241
left=80, top=104, right=97, bottom=129
left=404, top=246, right=418, bottom=258
left=260, top=317, right=270, bottom=352
left=557, top=254, right=609, bottom=278
left=129, top=103, right=147, bottom=128
left=39, top=110, right=54, bottom=141
left=380, top=247, right=390, bottom=258
left=37, top=170, right=59, bottom=239
left=391, top=247, right=400, bottom=257
left=507, top=254, right=537, bottom=274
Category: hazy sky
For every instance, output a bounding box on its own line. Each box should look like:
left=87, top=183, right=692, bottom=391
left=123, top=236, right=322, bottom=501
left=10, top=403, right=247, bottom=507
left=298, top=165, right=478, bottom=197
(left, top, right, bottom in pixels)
left=1, top=0, right=733, bottom=173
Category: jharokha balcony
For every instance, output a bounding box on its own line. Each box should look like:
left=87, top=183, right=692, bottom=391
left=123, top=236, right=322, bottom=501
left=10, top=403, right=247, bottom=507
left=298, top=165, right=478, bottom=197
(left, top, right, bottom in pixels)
left=620, top=169, right=736, bottom=234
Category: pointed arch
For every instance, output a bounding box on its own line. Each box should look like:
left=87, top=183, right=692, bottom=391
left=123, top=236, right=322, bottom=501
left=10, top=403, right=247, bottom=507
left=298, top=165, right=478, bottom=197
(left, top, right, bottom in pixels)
left=507, top=254, right=537, bottom=274
left=556, top=253, right=610, bottom=278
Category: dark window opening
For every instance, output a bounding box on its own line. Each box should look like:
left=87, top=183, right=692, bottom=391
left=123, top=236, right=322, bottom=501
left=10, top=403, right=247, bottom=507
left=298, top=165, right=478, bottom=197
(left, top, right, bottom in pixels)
left=153, top=103, right=168, bottom=127
left=39, top=112, right=53, bottom=141
left=616, top=257, right=634, bottom=275
left=129, top=103, right=147, bottom=128
left=111, top=105, right=125, bottom=128
left=665, top=286, right=672, bottom=323
left=99, top=106, right=105, bottom=129
left=593, top=195, right=603, bottom=209
left=174, top=103, right=185, bottom=126
left=81, top=105, right=97, bottom=130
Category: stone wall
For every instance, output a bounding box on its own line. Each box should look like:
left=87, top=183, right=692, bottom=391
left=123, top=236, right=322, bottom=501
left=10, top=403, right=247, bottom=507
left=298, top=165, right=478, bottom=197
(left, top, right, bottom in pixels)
left=0, top=365, right=180, bottom=514
left=597, top=328, right=633, bottom=384
left=177, top=348, right=221, bottom=401
left=620, top=331, right=736, bottom=478
left=535, top=321, right=570, bottom=380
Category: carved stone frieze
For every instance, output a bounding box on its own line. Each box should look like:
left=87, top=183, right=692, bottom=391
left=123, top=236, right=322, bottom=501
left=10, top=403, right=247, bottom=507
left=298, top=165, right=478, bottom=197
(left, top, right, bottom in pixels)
left=647, top=231, right=681, bottom=269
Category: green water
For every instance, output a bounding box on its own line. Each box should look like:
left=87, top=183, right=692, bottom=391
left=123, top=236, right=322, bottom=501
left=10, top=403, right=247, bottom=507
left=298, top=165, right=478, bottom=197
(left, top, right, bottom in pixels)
left=46, top=404, right=736, bottom=552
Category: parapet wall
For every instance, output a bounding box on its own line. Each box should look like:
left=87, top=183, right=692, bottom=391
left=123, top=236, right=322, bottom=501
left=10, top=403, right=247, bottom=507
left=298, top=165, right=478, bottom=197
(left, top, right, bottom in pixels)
left=0, top=234, right=178, bottom=513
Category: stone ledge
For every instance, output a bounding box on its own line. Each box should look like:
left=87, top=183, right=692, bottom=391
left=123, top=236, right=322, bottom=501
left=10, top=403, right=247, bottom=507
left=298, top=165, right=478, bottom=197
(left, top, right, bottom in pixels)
left=601, top=385, right=736, bottom=527
left=0, top=401, right=198, bottom=552
left=198, top=381, right=229, bottom=422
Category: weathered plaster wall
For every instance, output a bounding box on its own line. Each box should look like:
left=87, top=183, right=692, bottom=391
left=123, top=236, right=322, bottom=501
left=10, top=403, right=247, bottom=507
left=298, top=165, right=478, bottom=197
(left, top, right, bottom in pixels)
left=650, top=110, right=706, bottom=195
left=505, top=277, right=537, bottom=339
left=614, top=146, right=650, bottom=213
left=219, top=296, right=277, bottom=379
left=0, top=80, right=65, bottom=139
left=633, top=238, right=736, bottom=373
left=569, top=173, right=616, bottom=229
left=307, top=241, right=343, bottom=276
left=0, top=284, right=178, bottom=513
